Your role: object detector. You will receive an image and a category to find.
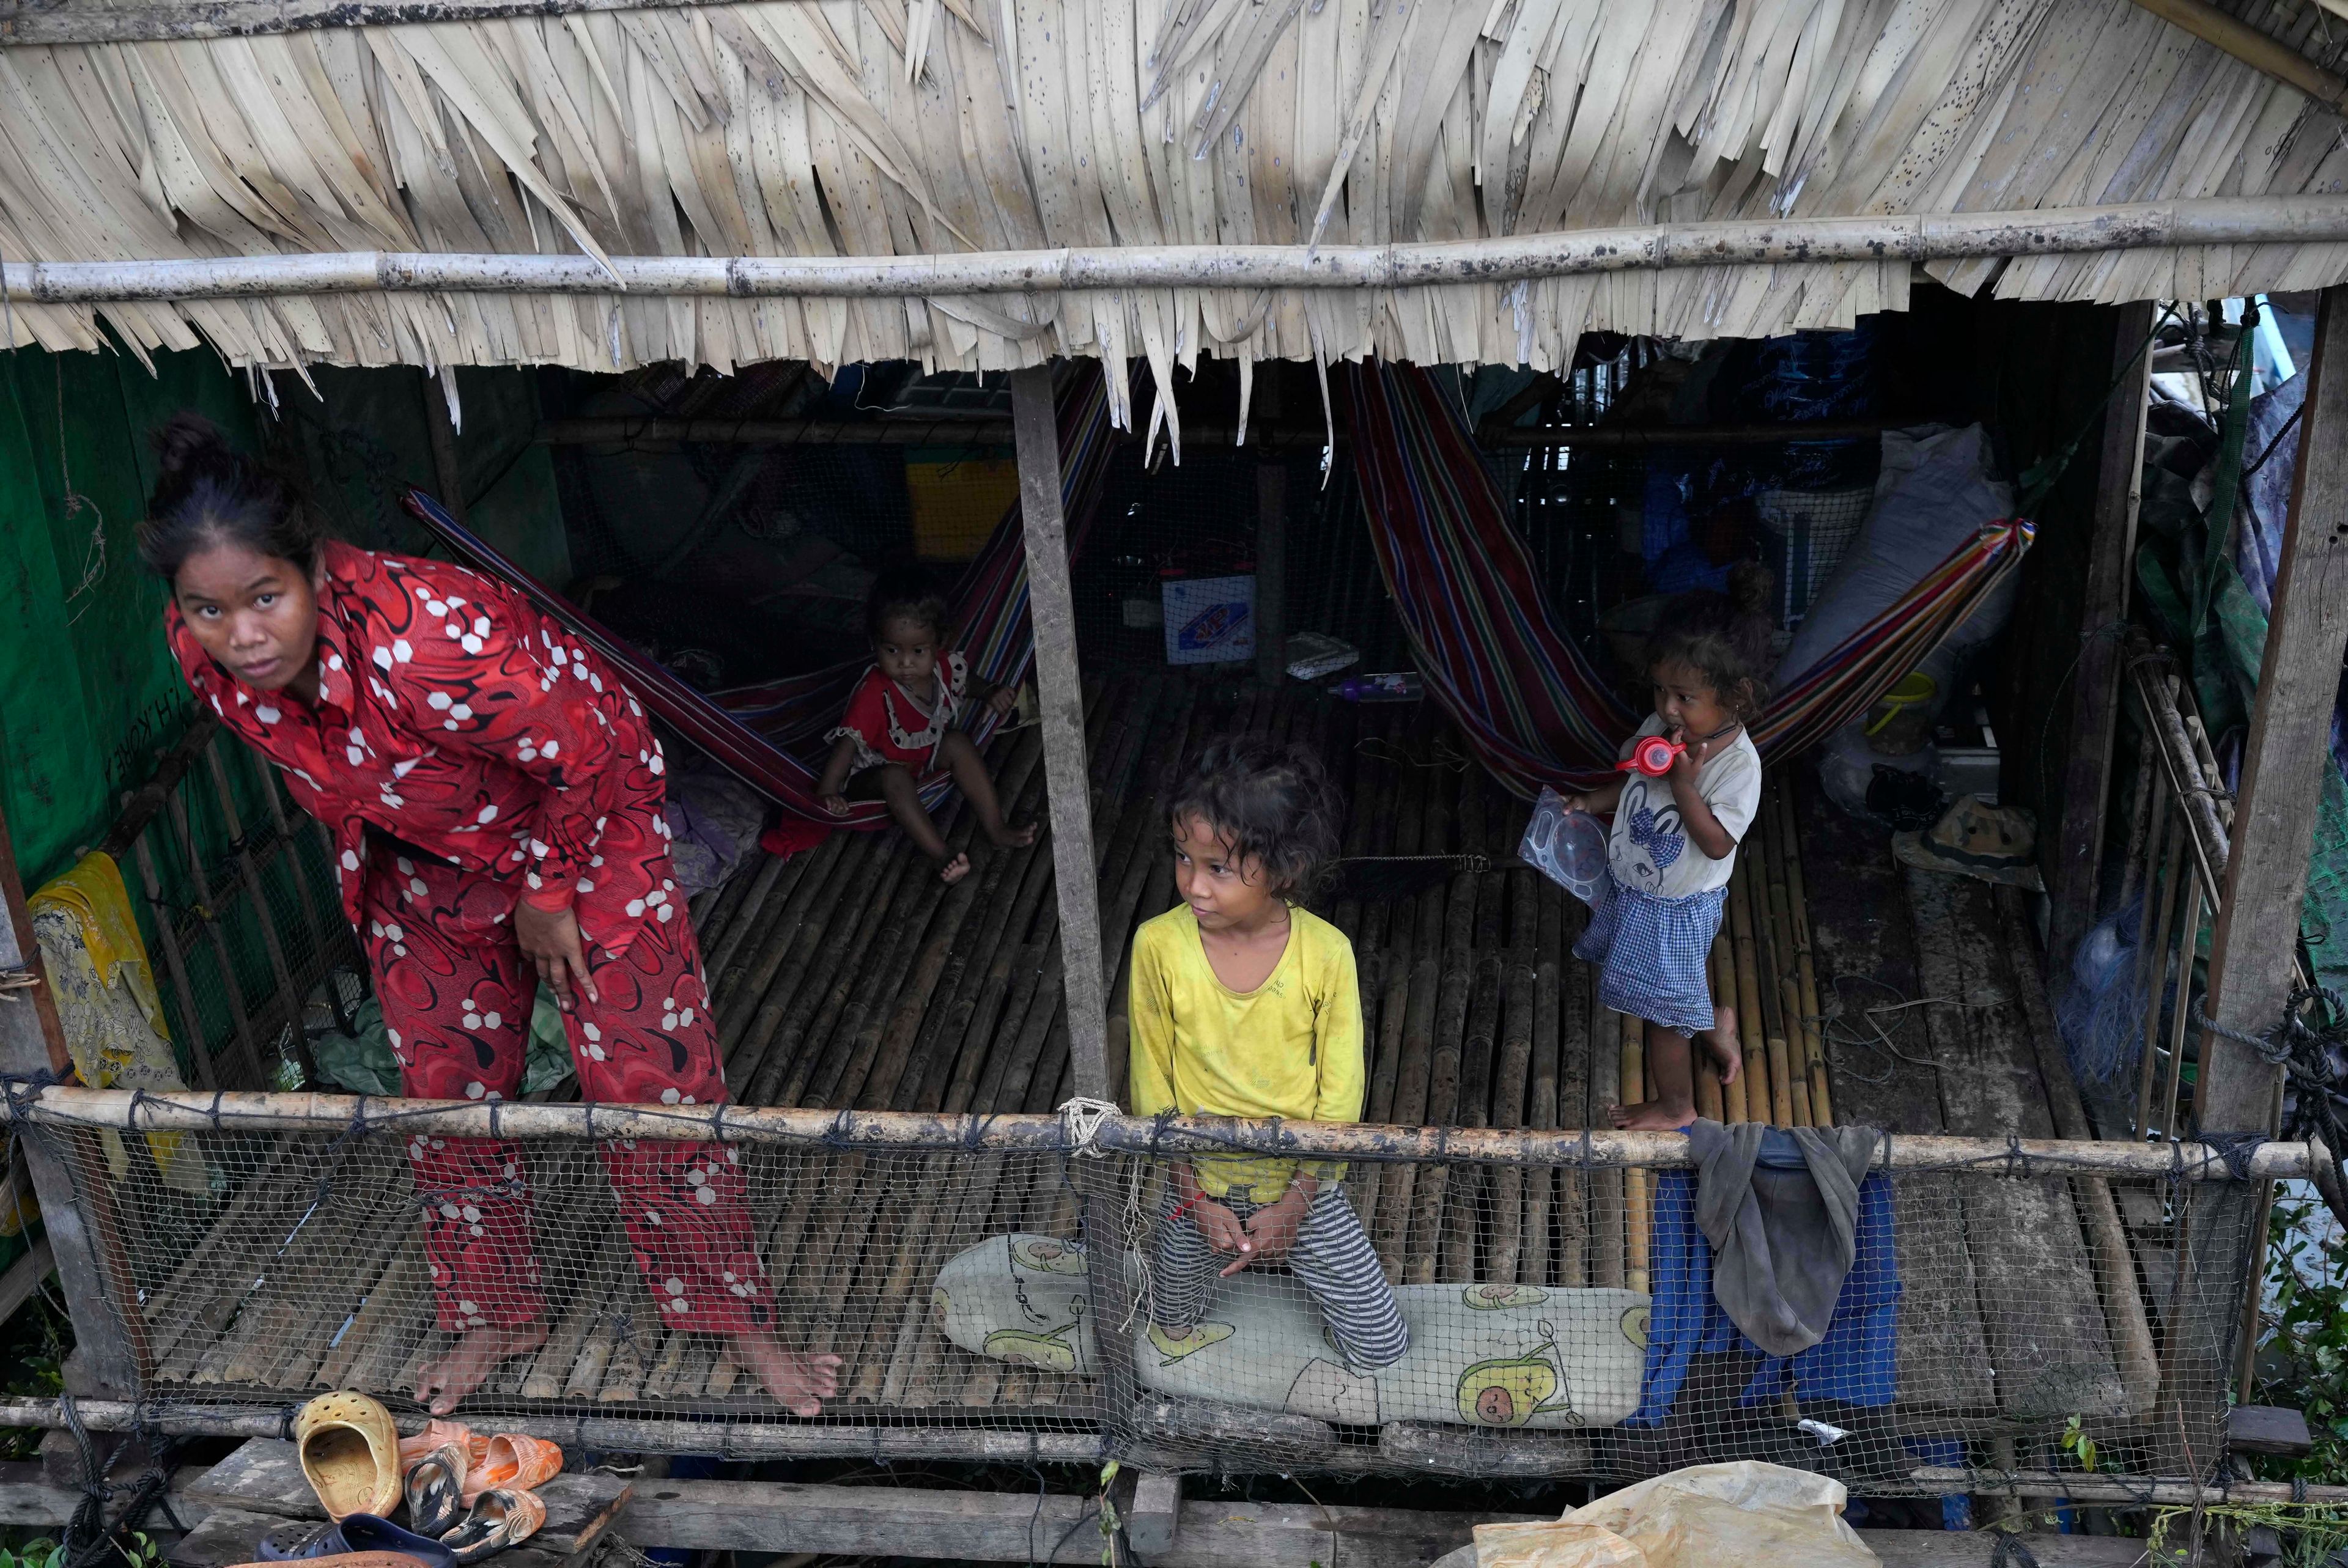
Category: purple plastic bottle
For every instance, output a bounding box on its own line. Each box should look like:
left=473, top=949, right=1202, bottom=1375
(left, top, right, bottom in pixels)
left=1332, top=671, right=1425, bottom=702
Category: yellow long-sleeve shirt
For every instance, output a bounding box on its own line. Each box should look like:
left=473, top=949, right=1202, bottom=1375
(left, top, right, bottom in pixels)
left=1125, top=903, right=1365, bottom=1202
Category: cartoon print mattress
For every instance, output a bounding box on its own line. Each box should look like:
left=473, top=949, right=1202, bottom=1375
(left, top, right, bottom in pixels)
left=931, top=1234, right=1650, bottom=1429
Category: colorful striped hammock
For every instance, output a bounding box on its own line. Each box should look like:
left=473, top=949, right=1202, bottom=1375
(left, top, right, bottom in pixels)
left=1343, top=363, right=2034, bottom=794
left=402, top=361, right=1115, bottom=837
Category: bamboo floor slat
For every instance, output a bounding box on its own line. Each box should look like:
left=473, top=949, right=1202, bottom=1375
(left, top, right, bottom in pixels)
left=128, top=678, right=2145, bottom=1427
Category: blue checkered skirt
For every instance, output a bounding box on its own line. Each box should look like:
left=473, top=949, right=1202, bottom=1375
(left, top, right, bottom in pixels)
left=1573, top=880, right=1729, bottom=1037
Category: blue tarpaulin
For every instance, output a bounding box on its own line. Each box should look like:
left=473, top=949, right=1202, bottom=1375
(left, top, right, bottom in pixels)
left=1629, top=1168, right=1902, bottom=1426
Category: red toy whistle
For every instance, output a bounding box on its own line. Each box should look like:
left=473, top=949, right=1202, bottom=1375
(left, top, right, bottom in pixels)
left=1617, top=734, right=1686, bottom=777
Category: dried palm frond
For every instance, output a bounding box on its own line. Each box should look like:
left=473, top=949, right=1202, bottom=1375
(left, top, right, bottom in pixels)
left=0, top=0, right=2339, bottom=383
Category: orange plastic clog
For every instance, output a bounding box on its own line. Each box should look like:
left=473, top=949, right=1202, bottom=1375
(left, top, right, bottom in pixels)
left=396, top=1420, right=487, bottom=1478
left=457, top=1434, right=562, bottom=1507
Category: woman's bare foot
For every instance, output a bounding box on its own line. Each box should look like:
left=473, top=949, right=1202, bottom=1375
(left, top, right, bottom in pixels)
left=936, top=851, right=972, bottom=884
left=1609, top=1098, right=1696, bottom=1131
left=730, top=1330, right=843, bottom=1416
left=1701, top=1004, right=1741, bottom=1084
left=986, top=820, right=1039, bottom=849
left=415, top=1321, right=547, bottom=1415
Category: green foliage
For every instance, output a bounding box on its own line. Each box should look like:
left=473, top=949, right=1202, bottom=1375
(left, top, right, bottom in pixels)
left=0, top=1539, right=67, bottom=1568
left=0, top=1291, right=70, bottom=1462
left=0, top=1530, right=161, bottom=1568
left=2149, top=1501, right=2348, bottom=1567
left=2254, top=1193, right=2348, bottom=1485
left=2059, top=1414, right=2099, bottom=1474
left=1096, top=1459, right=1121, bottom=1567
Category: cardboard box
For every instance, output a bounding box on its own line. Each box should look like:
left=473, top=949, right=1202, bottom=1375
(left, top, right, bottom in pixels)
left=1162, top=575, right=1256, bottom=664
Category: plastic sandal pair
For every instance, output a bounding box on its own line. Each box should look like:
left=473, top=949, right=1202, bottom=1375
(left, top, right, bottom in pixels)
left=399, top=1423, right=560, bottom=1522
left=396, top=1421, right=555, bottom=1562
left=289, top=1393, right=555, bottom=1565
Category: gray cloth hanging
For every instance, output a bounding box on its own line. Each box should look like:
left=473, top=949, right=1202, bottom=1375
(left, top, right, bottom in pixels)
left=1686, top=1117, right=1881, bottom=1357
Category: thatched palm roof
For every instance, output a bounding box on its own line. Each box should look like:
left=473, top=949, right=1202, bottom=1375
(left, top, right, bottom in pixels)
left=4, top=0, right=2346, bottom=412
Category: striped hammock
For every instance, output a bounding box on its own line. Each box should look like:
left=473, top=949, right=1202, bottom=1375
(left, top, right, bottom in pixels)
left=1343, top=363, right=2033, bottom=794
left=401, top=361, right=1115, bottom=836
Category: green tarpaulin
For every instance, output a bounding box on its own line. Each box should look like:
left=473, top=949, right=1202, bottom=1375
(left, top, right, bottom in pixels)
left=0, top=345, right=262, bottom=891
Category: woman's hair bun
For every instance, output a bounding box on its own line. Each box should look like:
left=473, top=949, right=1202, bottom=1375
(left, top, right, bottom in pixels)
left=150, top=412, right=234, bottom=485
left=139, top=411, right=322, bottom=582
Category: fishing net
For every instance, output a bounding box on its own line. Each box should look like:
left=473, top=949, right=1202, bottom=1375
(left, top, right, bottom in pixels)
left=23, top=1095, right=2259, bottom=1493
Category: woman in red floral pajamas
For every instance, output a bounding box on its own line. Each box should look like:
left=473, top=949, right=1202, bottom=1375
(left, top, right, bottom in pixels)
left=141, top=416, right=838, bottom=1416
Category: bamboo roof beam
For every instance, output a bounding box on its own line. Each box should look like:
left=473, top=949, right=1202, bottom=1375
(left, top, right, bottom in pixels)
left=2122, top=0, right=2348, bottom=118
left=532, top=416, right=1898, bottom=449
left=14, top=197, right=2348, bottom=306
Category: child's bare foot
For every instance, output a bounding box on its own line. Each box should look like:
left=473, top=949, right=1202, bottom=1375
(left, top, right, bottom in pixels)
left=1702, top=1004, right=1741, bottom=1084
left=729, top=1329, right=843, bottom=1416
left=1609, top=1098, right=1696, bottom=1131
left=988, top=819, right=1039, bottom=849
left=936, top=851, right=972, bottom=884
left=415, top=1320, right=547, bottom=1415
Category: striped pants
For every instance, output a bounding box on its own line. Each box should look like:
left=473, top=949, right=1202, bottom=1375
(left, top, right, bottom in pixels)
left=1150, top=1183, right=1410, bottom=1371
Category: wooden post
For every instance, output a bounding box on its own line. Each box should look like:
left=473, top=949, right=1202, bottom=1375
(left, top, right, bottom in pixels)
left=2199, top=283, right=2348, bottom=1135
left=1009, top=364, right=1109, bottom=1102
left=1253, top=465, right=1287, bottom=688
left=2171, top=284, right=2348, bottom=1441
left=2047, top=300, right=2155, bottom=968
left=0, top=794, right=144, bottom=1395
left=1127, top=1472, right=1181, bottom=1559
left=423, top=368, right=467, bottom=526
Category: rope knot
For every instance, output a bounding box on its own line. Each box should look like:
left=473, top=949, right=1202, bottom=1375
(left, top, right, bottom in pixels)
left=1057, top=1097, right=1121, bottom=1158
left=2201, top=1130, right=2266, bottom=1182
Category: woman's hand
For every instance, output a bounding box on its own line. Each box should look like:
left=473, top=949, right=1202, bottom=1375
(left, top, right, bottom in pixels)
left=819, top=791, right=851, bottom=817
left=1231, top=1185, right=1312, bottom=1275
left=514, top=900, right=598, bottom=1011
left=986, top=683, right=1018, bottom=718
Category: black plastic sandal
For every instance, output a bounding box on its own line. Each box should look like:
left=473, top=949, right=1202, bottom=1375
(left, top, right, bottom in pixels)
left=439, top=1488, right=544, bottom=1565
left=404, top=1441, right=468, bottom=1539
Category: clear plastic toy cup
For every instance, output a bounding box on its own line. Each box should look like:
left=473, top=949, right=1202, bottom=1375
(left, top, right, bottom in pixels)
left=1518, top=787, right=1611, bottom=909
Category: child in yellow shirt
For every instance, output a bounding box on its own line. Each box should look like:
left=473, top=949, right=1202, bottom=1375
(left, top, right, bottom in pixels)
left=1127, top=737, right=1408, bottom=1371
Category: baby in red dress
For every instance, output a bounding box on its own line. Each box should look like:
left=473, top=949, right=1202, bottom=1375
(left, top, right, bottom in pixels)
left=816, top=566, right=1038, bottom=883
